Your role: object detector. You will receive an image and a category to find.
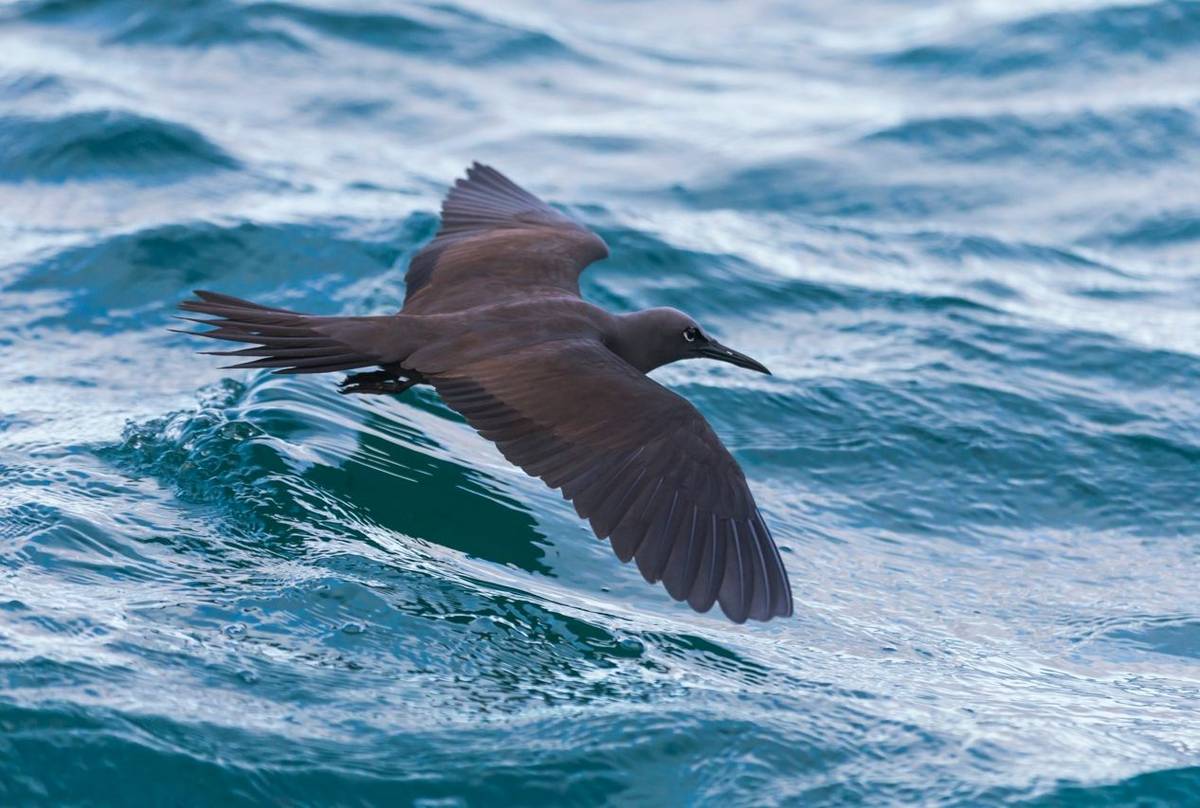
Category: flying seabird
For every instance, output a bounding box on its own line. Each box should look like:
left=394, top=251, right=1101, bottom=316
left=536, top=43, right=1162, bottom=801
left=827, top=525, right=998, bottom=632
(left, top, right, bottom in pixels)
left=177, top=163, right=793, bottom=623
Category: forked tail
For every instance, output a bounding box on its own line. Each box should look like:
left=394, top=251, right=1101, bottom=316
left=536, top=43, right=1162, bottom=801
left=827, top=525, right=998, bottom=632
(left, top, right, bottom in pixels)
left=175, top=290, right=414, bottom=375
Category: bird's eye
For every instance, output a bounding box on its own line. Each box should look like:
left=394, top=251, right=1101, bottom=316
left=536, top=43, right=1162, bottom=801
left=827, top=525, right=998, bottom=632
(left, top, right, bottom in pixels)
left=683, top=327, right=699, bottom=343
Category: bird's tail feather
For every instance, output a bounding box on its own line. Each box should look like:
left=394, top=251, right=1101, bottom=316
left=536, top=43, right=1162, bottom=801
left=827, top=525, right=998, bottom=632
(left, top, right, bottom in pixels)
left=175, top=290, right=409, bottom=375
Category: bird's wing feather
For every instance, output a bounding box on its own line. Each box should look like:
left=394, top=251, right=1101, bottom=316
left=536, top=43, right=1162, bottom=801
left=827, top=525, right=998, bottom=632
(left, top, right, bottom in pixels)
left=402, top=163, right=609, bottom=314
left=431, top=339, right=793, bottom=623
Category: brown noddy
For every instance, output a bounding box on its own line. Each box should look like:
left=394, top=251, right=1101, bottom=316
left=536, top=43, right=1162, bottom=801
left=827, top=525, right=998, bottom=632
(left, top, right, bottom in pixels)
left=176, top=163, right=793, bottom=623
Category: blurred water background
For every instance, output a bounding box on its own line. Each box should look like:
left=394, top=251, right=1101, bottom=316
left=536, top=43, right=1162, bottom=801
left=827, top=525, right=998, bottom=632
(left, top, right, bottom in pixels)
left=1, top=0, right=1199, bottom=804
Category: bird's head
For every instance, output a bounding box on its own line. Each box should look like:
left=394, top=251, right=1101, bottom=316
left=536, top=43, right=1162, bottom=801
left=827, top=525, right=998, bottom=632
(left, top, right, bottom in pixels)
left=615, top=308, right=771, bottom=375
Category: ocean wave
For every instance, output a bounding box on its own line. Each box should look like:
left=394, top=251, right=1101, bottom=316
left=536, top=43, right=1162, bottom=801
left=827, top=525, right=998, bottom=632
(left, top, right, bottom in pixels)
left=592, top=226, right=1009, bottom=324
left=0, top=70, right=73, bottom=102
left=1016, top=766, right=1200, bottom=806
left=1088, top=208, right=1200, bottom=247
left=0, top=109, right=239, bottom=181
left=776, top=369, right=1200, bottom=541
left=1099, top=615, right=1200, bottom=660
left=905, top=231, right=1130, bottom=275
left=878, top=0, right=1200, bottom=77
left=102, top=378, right=556, bottom=573
left=255, top=2, right=583, bottom=64
left=682, top=156, right=1006, bottom=218
left=861, top=105, right=1199, bottom=170
left=13, top=0, right=587, bottom=63
left=11, top=0, right=310, bottom=49
left=0, top=699, right=880, bottom=805
left=6, top=217, right=419, bottom=331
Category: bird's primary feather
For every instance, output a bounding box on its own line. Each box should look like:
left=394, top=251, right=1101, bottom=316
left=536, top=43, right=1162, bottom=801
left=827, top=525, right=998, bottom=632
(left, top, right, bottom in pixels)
left=402, top=161, right=610, bottom=315
left=431, top=339, right=793, bottom=622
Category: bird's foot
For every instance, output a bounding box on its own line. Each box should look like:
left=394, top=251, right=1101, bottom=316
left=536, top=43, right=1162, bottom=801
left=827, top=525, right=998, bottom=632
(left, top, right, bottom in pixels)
left=338, top=370, right=419, bottom=396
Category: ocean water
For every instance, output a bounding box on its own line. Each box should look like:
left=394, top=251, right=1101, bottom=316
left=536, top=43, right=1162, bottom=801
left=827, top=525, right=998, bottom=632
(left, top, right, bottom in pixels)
left=1, top=0, right=1199, bottom=804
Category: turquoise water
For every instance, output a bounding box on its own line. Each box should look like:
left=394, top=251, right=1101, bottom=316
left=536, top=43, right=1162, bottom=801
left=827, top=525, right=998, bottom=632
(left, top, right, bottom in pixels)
left=2, top=0, right=1199, bottom=804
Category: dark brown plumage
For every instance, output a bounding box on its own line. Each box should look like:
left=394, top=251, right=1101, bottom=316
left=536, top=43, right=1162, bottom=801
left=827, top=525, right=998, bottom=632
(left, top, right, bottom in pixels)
left=176, top=163, right=793, bottom=623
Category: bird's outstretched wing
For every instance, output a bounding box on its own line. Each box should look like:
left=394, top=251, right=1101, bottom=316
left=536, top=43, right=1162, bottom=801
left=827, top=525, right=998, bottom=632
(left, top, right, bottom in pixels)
left=432, top=338, right=793, bottom=623
left=402, top=162, right=609, bottom=315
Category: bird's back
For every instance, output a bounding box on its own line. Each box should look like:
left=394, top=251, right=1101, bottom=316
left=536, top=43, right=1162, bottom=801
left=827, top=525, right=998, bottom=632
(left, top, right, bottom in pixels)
left=402, top=296, right=619, bottom=374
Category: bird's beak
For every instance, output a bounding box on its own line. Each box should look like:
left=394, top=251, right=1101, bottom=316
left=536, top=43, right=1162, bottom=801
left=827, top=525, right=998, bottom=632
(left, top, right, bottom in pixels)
left=698, top=341, right=772, bottom=375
